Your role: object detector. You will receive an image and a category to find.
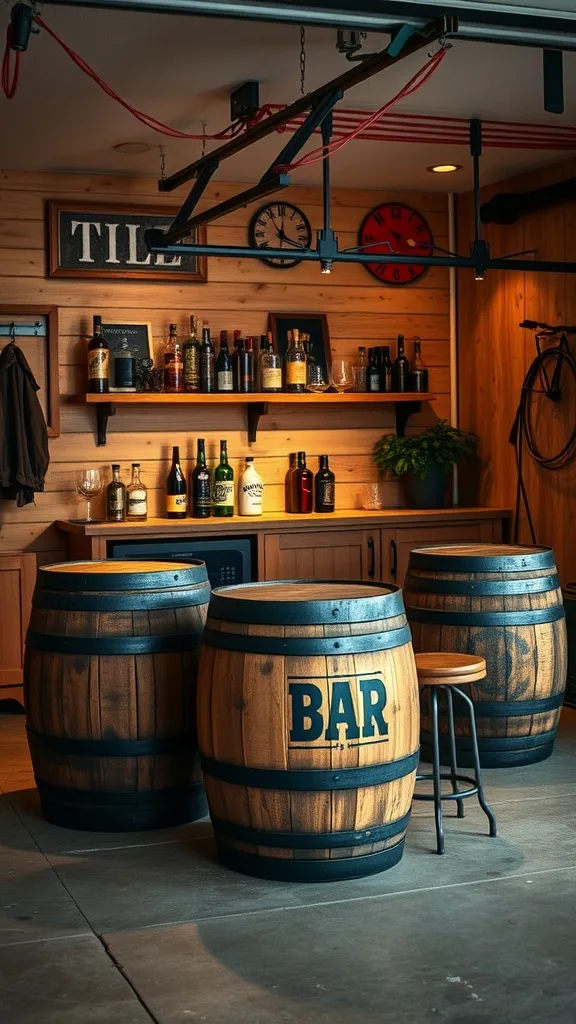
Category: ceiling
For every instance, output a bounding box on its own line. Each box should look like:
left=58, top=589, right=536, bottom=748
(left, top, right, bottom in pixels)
left=1, top=3, right=576, bottom=191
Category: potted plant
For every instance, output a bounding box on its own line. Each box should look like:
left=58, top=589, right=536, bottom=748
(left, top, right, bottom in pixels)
left=373, top=420, right=478, bottom=509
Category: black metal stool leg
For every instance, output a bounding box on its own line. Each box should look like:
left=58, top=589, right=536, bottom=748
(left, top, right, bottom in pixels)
left=445, top=686, right=465, bottom=819
left=453, top=685, right=497, bottom=838
left=430, top=687, right=445, bottom=855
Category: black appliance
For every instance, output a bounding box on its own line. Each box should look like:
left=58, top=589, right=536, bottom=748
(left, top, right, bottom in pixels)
left=109, top=537, right=254, bottom=589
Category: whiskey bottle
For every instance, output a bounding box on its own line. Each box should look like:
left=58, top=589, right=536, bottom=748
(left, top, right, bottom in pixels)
left=213, top=440, right=234, bottom=517
left=285, top=329, right=306, bottom=394
left=261, top=337, right=283, bottom=393
left=165, top=446, right=187, bottom=519
left=393, top=334, right=410, bottom=393
left=191, top=438, right=211, bottom=518
left=216, top=331, right=233, bottom=392
left=410, top=338, right=429, bottom=393
left=183, top=316, right=201, bottom=393
left=200, top=325, right=215, bottom=393
left=163, top=323, right=183, bottom=393
left=367, top=349, right=381, bottom=392
left=295, top=451, right=313, bottom=514
left=87, top=315, right=110, bottom=394
left=314, top=455, right=335, bottom=513
left=126, top=463, right=147, bottom=521
left=106, top=464, right=126, bottom=522
left=239, top=457, right=264, bottom=516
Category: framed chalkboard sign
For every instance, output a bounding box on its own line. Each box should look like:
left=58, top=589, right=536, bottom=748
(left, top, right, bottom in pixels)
left=268, top=312, right=331, bottom=375
left=48, top=202, right=207, bottom=282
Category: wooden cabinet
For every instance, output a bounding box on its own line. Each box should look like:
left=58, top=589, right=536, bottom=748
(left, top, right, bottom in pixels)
left=380, top=520, right=500, bottom=587
left=263, top=528, right=380, bottom=582
left=0, top=553, right=36, bottom=706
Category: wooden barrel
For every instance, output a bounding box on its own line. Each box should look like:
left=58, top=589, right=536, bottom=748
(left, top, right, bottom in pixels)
left=24, top=560, right=211, bottom=831
left=197, top=580, right=419, bottom=882
left=563, top=584, right=576, bottom=706
left=404, top=544, right=567, bottom=768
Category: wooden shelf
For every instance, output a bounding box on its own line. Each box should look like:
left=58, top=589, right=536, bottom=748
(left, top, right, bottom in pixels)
left=76, top=392, right=435, bottom=445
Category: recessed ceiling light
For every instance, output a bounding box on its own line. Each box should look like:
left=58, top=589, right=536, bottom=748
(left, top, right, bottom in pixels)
left=427, top=163, right=462, bottom=174
left=114, top=142, right=152, bottom=155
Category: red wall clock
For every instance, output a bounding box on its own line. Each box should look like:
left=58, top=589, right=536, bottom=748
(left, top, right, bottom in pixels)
left=358, top=202, right=434, bottom=285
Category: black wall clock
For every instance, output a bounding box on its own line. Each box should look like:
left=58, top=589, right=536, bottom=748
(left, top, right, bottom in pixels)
left=249, top=202, right=312, bottom=268
left=358, top=202, right=434, bottom=285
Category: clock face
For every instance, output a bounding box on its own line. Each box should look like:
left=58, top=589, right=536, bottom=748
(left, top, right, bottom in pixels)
left=249, top=203, right=312, bottom=268
left=358, top=203, right=434, bottom=285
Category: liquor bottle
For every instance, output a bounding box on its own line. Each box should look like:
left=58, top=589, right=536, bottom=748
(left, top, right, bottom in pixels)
left=126, top=463, right=148, bottom=521
left=295, top=451, right=313, bottom=514
left=255, top=335, right=267, bottom=392
left=381, top=345, right=393, bottom=393
left=87, top=315, right=110, bottom=394
left=166, top=446, right=187, bottom=519
left=239, top=457, right=264, bottom=516
left=232, top=330, right=242, bottom=392
left=354, top=346, right=368, bottom=393
left=410, top=338, right=429, bottom=393
left=164, top=323, right=183, bottom=393
left=239, top=337, right=254, bottom=393
left=367, top=348, right=381, bottom=393
left=191, top=438, right=211, bottom=518
left=106, top=464, right=126, bottom=521
left=314, top=455, right=335, bottom=513
left=261, top=337, right=283, bottom=393
left=183, top=315, right=201, bottom=393
left=303, top=334, right=315, bottom=364
left=200, top=324, right=216, bottom=393
left=285, top=329, right=307, bottom=394
left=216, top=331, right=233, bottom=392
left=393, top=334, right=410, bottom=393
left=212, top=440, right=234, bottom=517
left=284, top=452, right=297, bottom=513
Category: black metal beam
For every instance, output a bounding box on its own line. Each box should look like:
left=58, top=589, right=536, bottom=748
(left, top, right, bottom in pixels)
left=159, top=14, right=456, bottom=193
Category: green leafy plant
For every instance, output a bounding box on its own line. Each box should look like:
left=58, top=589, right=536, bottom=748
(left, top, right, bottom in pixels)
left=373, top=420, right=478, bottom=480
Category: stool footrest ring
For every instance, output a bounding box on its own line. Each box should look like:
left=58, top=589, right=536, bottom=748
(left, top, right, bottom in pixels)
left=414, top=772, right=478, bottom=800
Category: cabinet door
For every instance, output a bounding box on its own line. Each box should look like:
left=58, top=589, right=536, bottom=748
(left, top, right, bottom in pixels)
left=263, top=529, right=381, bottom=582
left=0, top=553, right=36, bottom=705
left=383, top=520, right=496, bottom=588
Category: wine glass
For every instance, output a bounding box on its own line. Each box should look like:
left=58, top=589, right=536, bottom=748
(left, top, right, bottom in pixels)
left=75, top=469, right=104, bottom=522
left=331, top=359, right=354, bottom=393
left=306, top=363, right=330, bottom=393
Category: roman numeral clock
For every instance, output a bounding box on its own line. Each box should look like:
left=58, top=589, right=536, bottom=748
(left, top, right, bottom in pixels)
left=358, top=202, right=434, bottom=285
left=249, top=203, right=312, bottom=268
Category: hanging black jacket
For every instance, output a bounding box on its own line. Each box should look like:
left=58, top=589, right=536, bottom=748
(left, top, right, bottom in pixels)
left=0, top=342, right=50, bottom=506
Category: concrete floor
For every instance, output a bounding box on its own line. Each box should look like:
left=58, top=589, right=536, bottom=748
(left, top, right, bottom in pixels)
left=1, top=710, right=576, bottom=1024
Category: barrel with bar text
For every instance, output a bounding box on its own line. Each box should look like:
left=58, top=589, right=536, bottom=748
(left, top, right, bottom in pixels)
left=197, top=580, right=419, bottom=882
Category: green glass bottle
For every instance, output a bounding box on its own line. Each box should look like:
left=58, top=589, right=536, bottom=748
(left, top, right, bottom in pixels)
left=213, top=439, right=234, bottom=517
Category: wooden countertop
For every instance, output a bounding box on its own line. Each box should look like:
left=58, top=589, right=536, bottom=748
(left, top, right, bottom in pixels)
left=57, top=507, right=512, bottom=538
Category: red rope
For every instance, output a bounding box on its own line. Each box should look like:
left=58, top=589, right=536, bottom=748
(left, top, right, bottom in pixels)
left=2, top=23, right=20, bottom=99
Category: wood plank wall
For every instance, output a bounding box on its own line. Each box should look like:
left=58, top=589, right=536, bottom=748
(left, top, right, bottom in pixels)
left=0, top=170, right=450, bottom=564
left=457, top=155, right=576, bottom=583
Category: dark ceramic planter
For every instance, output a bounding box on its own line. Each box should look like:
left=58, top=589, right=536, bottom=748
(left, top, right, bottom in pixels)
left=402, top=463, right=448, bottom=509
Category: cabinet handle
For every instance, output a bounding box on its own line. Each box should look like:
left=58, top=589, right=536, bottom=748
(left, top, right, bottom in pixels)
left=367, top=535, right=375, bottom=579
left=389, top=539, right=398, bottom=580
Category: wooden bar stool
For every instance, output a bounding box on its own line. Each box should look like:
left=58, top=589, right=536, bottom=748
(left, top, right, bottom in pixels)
left=413, top=653, right=497, bottom=855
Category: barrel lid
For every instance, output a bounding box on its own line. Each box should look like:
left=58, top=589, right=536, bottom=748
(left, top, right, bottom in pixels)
left=408, top=543, right=555, bottom=573
left=208, top=579, right=404, bottom=624
left=37, top=559, right=209, bottom=591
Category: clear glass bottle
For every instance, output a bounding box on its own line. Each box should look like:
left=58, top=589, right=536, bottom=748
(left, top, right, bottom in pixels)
left=314, top=455, right=335, bottom=513
left=126, top=463, right=148, bottom=521
left=410, top=338, right=429, bottom=393
left=216, top=331, right=233, bottom=392
left=261, top=337, right=283, bottom=393
left=191, top=438, right=212, bottom=518
left=164, top=323, right=183, bottom=393
left=106, top=463, right=126, bottom=522
left=200, top=324, right=216, bottom=393
left=285, top=329, right=307, bottom=393
left=212, top=440, right=234, bottom=518
left=239, top=457, right=263, bottom=516
left=183, top=315, right=201, bottom=393
left=87, top=315, right=109, bottom=394
left=354, top=346, right=368, bottom=392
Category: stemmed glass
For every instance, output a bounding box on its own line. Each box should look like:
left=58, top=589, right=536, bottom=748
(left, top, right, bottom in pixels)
left=75, top=469, right=104, bottom=522
left=331, top=359, right=355, bottom=393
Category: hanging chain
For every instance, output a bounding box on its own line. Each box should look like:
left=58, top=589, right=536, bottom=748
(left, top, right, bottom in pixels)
left=201, top=121, right=207, bottom=158
left=159, top=145, right=166, bottom=181
left=299, top=25, right=306, bottom=95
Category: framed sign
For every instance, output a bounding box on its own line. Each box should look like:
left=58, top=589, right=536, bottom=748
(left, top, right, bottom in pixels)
left=48, top=202, right=207, bottom=282
left=268, top=313, right=331, bottom=375
left=101, top=321, right=153, bottom=364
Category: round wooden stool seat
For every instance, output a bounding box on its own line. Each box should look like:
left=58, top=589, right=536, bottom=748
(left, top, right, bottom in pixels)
left=415, top=653, right=487, bottom=687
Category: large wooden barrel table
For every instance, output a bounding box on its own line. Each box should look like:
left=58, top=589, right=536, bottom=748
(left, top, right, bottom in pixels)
left=197, top=580, right=419, bottom=882
left=24, top=560, right=210, bottom=831
left=404, top=544, right=567, bottom=768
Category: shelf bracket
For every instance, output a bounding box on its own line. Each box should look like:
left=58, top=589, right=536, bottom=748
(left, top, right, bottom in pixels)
left=395, top=401, right=422, bottom=436
left=96, top=402, right=116, bottom=446
left=247, top=402, right=268, bottom=444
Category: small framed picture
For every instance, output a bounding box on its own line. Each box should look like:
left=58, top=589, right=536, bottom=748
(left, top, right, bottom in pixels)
left=101, top=321, right=153, bottom=365
left=268, top=313, right=331, bottom=375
